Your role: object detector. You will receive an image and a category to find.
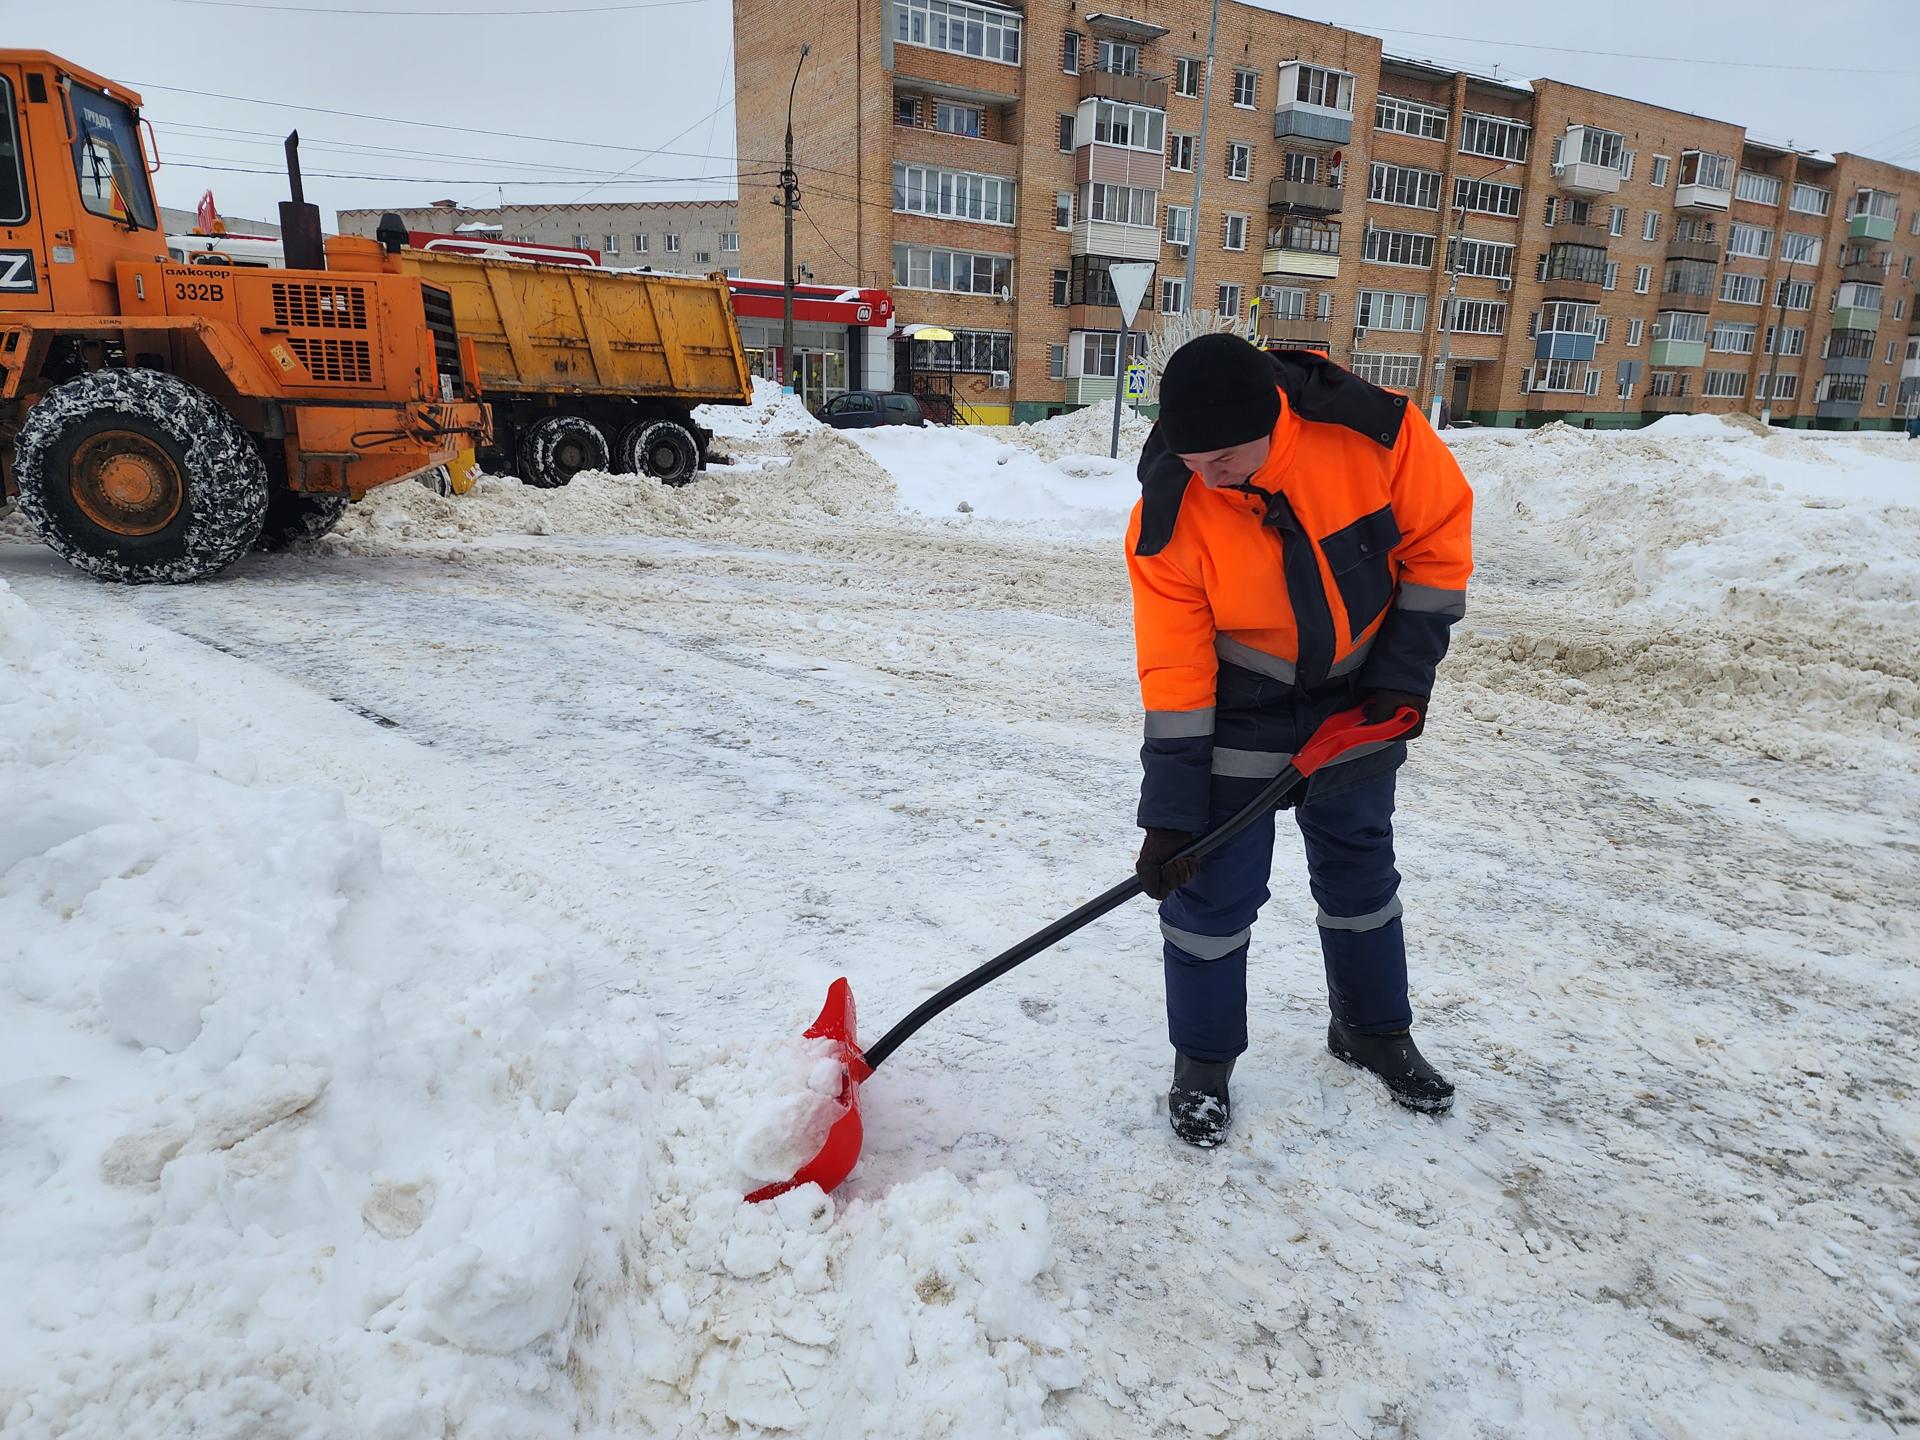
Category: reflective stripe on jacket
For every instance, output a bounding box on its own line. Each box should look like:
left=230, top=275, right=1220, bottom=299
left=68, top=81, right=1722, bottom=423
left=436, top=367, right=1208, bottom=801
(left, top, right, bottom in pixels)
left=1126, top=349, right=1473, bottom=831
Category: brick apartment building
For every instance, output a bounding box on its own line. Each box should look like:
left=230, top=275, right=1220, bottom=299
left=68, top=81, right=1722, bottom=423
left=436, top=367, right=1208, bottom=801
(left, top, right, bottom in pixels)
left=336, top=199, right=741, bottom=273
left=733, top=0, right=1920, bottom=427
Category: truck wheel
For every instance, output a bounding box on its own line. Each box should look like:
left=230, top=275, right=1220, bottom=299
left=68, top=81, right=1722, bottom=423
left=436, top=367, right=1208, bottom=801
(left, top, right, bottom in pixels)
left=517, top=414, right=608, bottom=489
left=621, top=419, right=699, bottom=486
left=14, top=369, right=268, bottom=584
left=255, top=489, right=350, bottom=550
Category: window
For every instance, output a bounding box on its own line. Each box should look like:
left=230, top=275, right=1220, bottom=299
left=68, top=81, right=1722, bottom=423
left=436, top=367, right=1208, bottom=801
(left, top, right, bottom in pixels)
left=1777, top=278, right=1813, bottom=309
left=1232, top=69, right=1257, bottom=108
left=1603, top=262, right=1618, bottom=291
left=1819, top=373, right=1867, bottom=405
left=603, top=234, right=619, bottom=255
left=1627, top=317, right=1643, bottom=346
left=1643, top=211, right=1661, bottom=242
left=1702, top=369, right=1748, bottom=398
left=1369, top=162, right=1442, bottom=210
left=1634, top=264, right=1652, bottom=294
left=1877, top=383, right=1890, bottom=406
left=1175, top=57, right=1201, bottom=98
left=1059, top=114, right=1075, bottom=152
left=1562, top=125, right=1623, bottom=170
left=893, top=164, right=1017, bottom=224
left=1710, top=320, right=1756, bottom=354
left=1445, top=299, right=1507, bottom=334
left=634, top=234, right=649, bottom=254
left=1735, top=170, right=1782, bottom=205
left=1355, top=290, right=1427, bottom=332
left=1530, top=358, right=1591, bottom=392
left=1679, top=150, right=1733, bottom=192
left=1622, top=151, right=1635, bottom=181
left=1226, top=142, right=1251, bottom=181
left=1651, top=154, right=1670, bottom=188
left=1726, top=222, right=1772, bottom=259
left=1218, top=282, right=1242, bottom=316
left=918, top=330, right=1013, bottom=373
left=1051, top=267, right=1068, bottom=306
left=665, top=234, right=680, bottom=253
left=1293, top=65, right=1354, bottom=112
left=1849, top=188, right=1898, bottom=222
left=1789, top=182, right=1830, bottom=216
left=1375, top=94, right=1447, bottom=141
left=1765, top=325, right=1805, bottom=356
left=1452, top=177, right=1522, bottom=217
left=1281, top=152, right=1320, bottom=184
left=1542, top=195, right=1558, bottom=227
left=1719, top=271, right=1764, bottom=305
left=1656, top=310, right=1707, bottom=343
left=892, top=0, right=1022, bottom=64
left=896, top=95, right=919, bottom=126
left=1169, top=133, right=1195, bottom=172
left=1759, top=373, right=1798, bottom=401
left=1161, top=277, right=1187, bottom=314
left=1365, top=228, right=1436, bottom=268
left=1897, top=298, right=1908, bottom=321
left=1164, top=204, right=1191, bottom=245
left=1061, top=30, right=1080, bottom=74
left=693, top=251, right=711, bottom=264
left=0, top=76, right=26, bottom=226
left=69, top=84, right=158, bottom=229
left=1056, top=190, right=1072, bottom=229
left=1648, top=370, right=1687, bottom=398
left=935, top=102, right=983, bottom=138
left=1906, top=256, right=1915, bottom=279
left=1833, top=282, right=1882, bottom=313
left=1585, top=368, right=1603, bottom=397
left=1447, top=236, right=1514, bottom=279
left=1261, top=285, right=1308, bottom=320
left=1267, top=216, right=1340, bottom=254
left=1889, top=341, right=1900, bottom=365
left=892, top=243, right=1012, bottom=296
left=1049, top=343, right=1066, bottom=380
left=1077, top=332, right=1121, bottom=377
left=1222, top=213, right=1247, bottom=251
left=572, top=233, right=590, bottom=249
left=1545, top=244, right=1607, bottom=286
left=1092, top=100, right=1164, bottom=153
left=1349, top=353, right=1422, bottom=389
left=1608, top=205, right=1626, bottom=237
left=1095, top=38, right=1138, bottom=75
left=1081, top=182, right=1156, bottom=228
left=1459, top=111, right=1530, bottom=162
left=721, top=232, right=738, bottom=253
left=1539, top=300, right=1598, bottom=335
left=1780, top=231, right=1821, bottom=265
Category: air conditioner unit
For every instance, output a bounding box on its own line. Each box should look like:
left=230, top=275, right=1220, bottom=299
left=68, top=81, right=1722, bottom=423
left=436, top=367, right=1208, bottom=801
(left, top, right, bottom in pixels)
left=1171, top=242, right=1189, bottom=257
left=1497, top=276, right=1513, bottom=292
left=989, top=370, right=1010, bottom=389
left=1551, top=162, right=1566, bottom=178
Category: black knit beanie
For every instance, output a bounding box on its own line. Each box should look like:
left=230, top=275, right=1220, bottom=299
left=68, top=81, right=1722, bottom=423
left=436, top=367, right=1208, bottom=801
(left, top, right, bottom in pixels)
left=1157, top=333, right=1281, bottom=453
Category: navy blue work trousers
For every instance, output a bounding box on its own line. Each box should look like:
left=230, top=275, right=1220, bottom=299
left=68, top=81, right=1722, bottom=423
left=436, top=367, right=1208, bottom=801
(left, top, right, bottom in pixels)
left=1158, top=769, right=1410, bottom=1062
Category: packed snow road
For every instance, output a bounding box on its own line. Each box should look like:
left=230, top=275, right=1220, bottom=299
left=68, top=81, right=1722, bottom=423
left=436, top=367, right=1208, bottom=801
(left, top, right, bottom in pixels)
left=2, top=413, right=1916, bottom=1437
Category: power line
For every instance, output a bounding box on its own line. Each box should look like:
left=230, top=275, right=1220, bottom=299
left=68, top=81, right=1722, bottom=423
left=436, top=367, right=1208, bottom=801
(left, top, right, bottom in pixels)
left=162, top=157, right=771, bottom=187
left=573, top=93, right=735, bottom=202
left=161, top=0, right=712, bottom=14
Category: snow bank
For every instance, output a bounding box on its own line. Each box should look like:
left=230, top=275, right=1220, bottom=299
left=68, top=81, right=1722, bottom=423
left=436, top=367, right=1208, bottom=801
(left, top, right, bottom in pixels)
left=848, top=424, right=1137, bottom=535
left=998, top=403, right=1154, bottom=463
left=0, top=578, right=1080, bottom=1437
left=694, top=376, right=822, bottom=451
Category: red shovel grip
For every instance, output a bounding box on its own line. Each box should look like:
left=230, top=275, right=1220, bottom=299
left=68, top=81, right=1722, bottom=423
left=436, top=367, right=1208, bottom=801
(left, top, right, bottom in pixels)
left=1292, top=703, right=1420, bottom=778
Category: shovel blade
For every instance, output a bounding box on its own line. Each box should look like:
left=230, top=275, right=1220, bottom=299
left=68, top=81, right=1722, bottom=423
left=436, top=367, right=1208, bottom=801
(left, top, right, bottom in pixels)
left=745, top=978, right=872, bottom=1204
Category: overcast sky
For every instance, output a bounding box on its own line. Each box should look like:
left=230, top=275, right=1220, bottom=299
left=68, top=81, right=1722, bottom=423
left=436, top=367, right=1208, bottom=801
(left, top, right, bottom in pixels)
left=13, top=0, right=1918, bottom=230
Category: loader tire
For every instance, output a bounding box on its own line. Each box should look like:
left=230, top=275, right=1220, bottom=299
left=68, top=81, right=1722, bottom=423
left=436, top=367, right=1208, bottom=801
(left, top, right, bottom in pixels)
left=517, top=414, right=608, bottom=489
left=255, top=489, right=350, bottom=550
left=14, top=369, right=268, bottom=584
left=622, top=419, right=699, bottom=486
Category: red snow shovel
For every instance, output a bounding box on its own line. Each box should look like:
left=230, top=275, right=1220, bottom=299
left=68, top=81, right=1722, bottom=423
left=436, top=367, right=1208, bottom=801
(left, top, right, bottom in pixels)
left=745, top=703, right=1420, bottom=1203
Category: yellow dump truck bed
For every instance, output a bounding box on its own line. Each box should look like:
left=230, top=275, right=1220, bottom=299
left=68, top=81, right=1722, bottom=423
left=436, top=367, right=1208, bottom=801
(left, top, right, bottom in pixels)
left=393, top=252, right=752, bottom=405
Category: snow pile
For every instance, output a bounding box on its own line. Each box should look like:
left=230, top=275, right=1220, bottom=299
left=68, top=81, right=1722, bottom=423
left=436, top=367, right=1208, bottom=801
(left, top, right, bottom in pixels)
left=1000, top=403, right=1154, bottom=463
left=848, top=424, right=1137, bottom=535
left=694, top=375, right=823, bottom=450
left=331, top=427, right=897, bottom=551
left=1448, top=424, right=1920, bottom=764
left=0, top=577, right=1081, bottom=1438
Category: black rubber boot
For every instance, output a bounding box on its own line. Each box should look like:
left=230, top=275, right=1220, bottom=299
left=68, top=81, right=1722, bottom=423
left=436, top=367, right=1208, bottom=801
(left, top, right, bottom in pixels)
left=1327, top=1022, right=1455, bottom=1114
left=1169, top=1052, right=1236, bottom=1147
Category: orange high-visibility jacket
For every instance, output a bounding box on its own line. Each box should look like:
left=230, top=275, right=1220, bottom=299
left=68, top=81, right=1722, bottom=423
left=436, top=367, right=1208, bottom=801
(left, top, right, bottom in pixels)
left=1126, top=349, right=1473, bottom=831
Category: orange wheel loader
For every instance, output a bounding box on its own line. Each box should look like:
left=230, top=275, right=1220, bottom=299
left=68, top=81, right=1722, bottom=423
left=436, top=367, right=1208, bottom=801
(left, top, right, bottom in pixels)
left=0, top=52, right=488, bottom=583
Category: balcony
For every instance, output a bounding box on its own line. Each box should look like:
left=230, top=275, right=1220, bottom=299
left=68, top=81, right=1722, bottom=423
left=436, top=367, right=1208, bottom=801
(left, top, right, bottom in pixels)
left=1535, top=331, right=1597, bottom=363
left=1259, top=316, right=1333, bottom=349
left=1273, top=101, right=1353, bottom=145
left=1649, top=338, right=1707, bottom=368
left=1070, top=219, right=1161, bottom=262
left=1848, top=211, right=1896, bottom=243
left=1554, top=129, right=1623, bottom=196
left=1665, top=234, right=1720, bottom=264
left=892, top=47, right=1020, bottom=104
left=1676, top=180, right=1733, bottom=213
left=1067, top=301, right=1153, bottom=331
left=1555, top=218, right=1612, bottom=248
left=1267, top=177, right=1344, bottom=215
left=1064, top=375, right=1119, bottom=406
left=1074, top=142, right=1165, bottom=190
left=1078, top=68, right=1169, bottom=108
left=1825, top=350, right=1873, bottom=378
left=1832, top=306, right=1881, bottom=333
left=1840, top=257, right=1888, bottom=284
left=1541, top=275, right=1604, bottom=303
left=1262, top=245, right=1339, bottom=280
left=1815, top=397, right=1863, bottom=419
left=1641, top=389, right=1691, bottom=413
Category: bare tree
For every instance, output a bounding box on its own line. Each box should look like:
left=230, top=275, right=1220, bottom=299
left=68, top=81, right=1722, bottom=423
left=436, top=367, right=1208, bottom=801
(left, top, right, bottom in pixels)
left=1140, top=309, right=1260, bottom=400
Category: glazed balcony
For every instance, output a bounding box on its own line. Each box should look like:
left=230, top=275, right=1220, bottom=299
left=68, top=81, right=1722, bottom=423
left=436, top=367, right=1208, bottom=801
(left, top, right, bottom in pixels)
left=1648, top=338, right=1707, bottom=368
left=1258, top=316, right=1333, bottom=349
left=1641, top=389, right=1691, bottom=413
left=1554, top=126, right=1624, bottom=197
left=1078, top=68, right=1169, bottom=109
left=1267, top=177, right=1344, bottom=216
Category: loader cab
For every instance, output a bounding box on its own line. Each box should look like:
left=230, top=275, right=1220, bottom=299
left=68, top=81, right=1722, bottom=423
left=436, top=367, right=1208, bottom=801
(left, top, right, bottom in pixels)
left=0, top=52, right=164, bottom=317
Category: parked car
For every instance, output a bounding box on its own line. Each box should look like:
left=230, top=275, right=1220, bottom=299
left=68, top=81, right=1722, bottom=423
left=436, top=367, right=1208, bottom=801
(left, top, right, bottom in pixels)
left=815, top=391, right=928, bottom=429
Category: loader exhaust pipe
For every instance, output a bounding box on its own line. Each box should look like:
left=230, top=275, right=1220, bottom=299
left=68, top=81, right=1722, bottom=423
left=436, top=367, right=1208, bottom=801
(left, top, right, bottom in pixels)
left=279, top=130, right=326, bottom=272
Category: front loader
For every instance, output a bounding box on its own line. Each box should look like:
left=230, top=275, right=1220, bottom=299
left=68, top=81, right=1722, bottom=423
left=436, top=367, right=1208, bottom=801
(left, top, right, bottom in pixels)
left=0, top=52, right=488, bottom=583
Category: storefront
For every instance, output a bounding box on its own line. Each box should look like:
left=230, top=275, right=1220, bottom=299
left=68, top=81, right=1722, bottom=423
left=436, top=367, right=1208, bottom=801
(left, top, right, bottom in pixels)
left=728, top=280, right=894, bottom=411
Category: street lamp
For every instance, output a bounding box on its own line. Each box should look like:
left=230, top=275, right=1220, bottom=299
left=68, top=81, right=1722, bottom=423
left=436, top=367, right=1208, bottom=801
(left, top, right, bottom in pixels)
left=780, top=44, right=811, bottom=395
left=1430, top=159, right=1519, bottom=428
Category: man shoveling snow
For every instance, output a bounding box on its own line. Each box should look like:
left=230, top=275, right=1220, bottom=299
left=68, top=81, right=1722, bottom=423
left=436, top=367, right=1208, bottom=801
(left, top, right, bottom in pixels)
left=1126, top=335, right=1474, bottom=1145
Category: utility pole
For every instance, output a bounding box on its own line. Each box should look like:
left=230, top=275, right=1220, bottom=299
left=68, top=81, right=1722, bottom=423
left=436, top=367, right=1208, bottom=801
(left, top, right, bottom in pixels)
left=780, top=44, right=811, bottom=395
left=1180, top=0, right=1221, bottom=313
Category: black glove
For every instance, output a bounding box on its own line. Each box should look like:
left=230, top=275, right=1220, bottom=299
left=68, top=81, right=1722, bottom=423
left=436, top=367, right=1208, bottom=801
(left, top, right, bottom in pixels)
left=1361, top=689, right=1428, bottom=741
left=1136, top=828, right=1202, bottom=900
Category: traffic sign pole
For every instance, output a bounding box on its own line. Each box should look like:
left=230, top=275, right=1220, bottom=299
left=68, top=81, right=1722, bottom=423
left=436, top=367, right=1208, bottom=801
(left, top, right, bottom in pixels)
left=1106, top=262, right=1156, bottom=459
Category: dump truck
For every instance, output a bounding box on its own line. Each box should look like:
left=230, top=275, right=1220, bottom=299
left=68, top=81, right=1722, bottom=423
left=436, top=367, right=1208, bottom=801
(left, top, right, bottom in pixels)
left=369, top=216, right=753, bottom=487
left=0, top=52, right=488, bottom=583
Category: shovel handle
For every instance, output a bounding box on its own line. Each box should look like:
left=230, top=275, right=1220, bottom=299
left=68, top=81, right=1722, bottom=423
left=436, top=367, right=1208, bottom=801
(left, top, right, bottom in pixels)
left=858, top=703, right=1419, bottom=1071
